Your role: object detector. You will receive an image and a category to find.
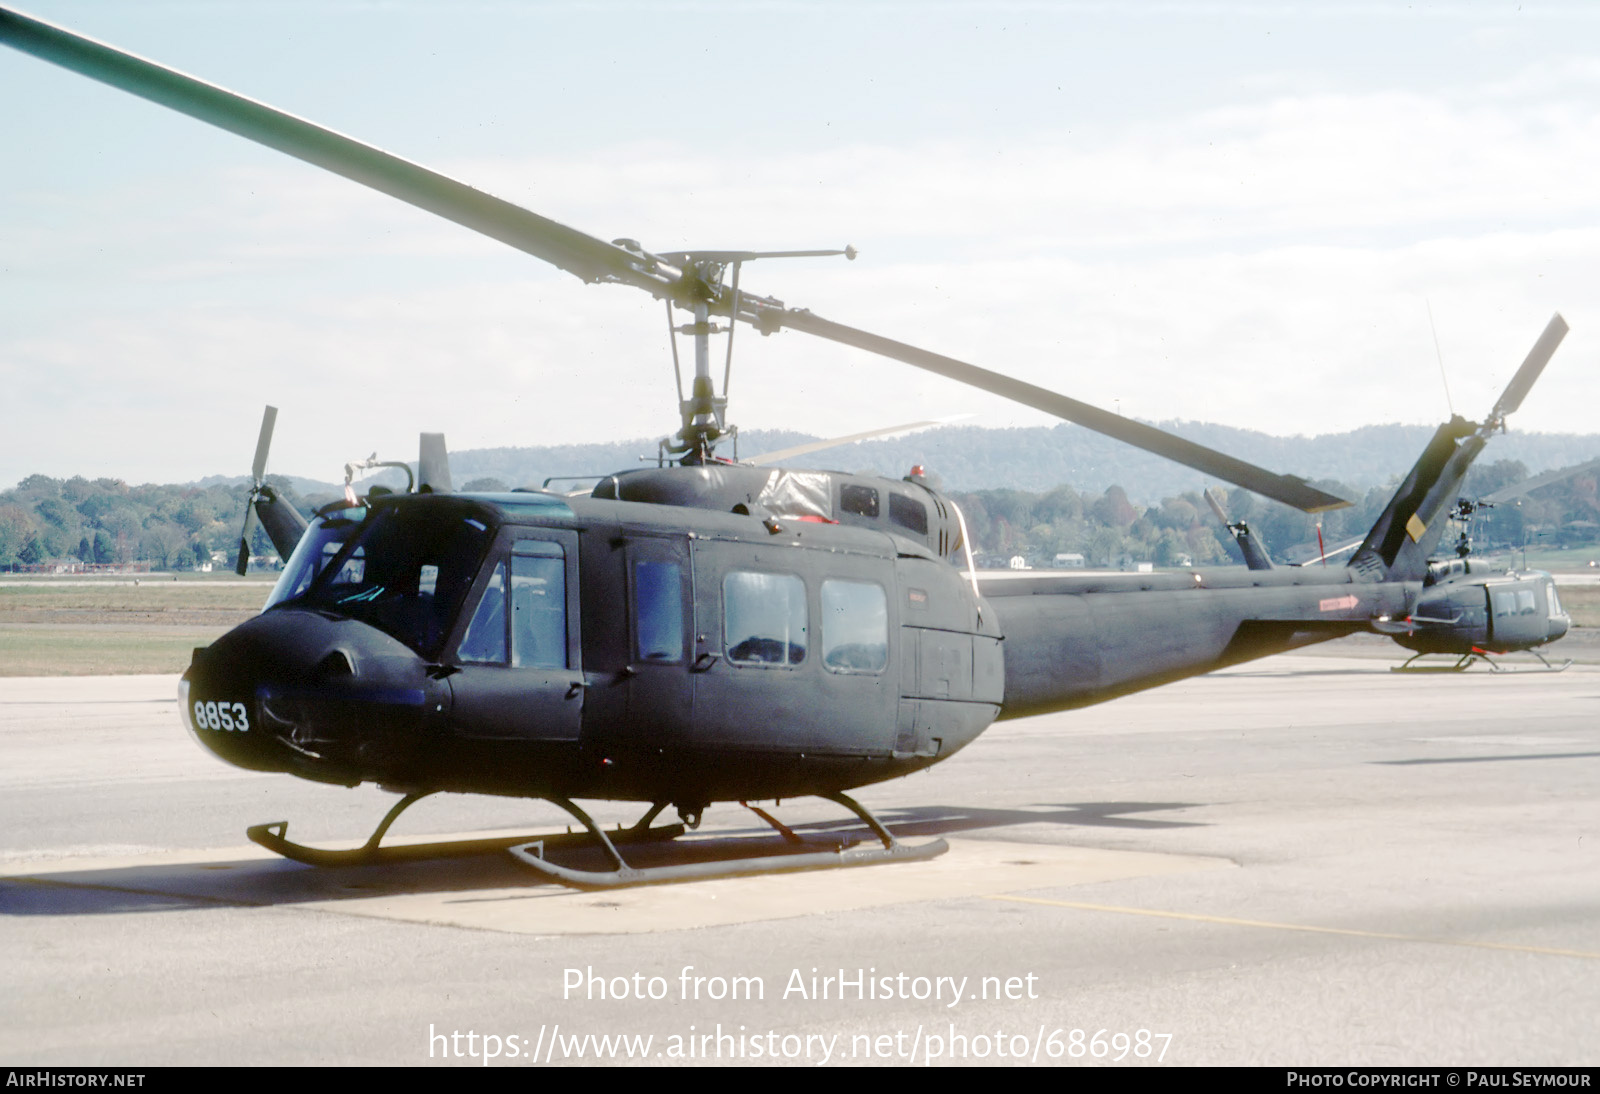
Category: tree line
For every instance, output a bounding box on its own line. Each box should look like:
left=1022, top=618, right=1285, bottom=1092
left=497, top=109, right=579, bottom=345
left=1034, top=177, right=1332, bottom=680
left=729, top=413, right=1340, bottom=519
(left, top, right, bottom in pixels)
left=1, top=457, right=1594, bottom=572
left=0, top=474, right=322, bottom=571
left=952, top=457, right=1597, bottom=567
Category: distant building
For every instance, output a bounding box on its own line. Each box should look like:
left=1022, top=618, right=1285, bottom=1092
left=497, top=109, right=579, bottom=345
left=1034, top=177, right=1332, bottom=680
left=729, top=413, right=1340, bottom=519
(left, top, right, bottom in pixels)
left=1053, top=553, right=1086, bottom=568
left=14, top=561, right=153, bottom=575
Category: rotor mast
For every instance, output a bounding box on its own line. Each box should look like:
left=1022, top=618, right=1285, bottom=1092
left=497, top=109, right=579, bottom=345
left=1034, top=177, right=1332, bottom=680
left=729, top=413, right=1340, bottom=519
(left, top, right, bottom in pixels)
left=660, top=247, right=857, bottom=463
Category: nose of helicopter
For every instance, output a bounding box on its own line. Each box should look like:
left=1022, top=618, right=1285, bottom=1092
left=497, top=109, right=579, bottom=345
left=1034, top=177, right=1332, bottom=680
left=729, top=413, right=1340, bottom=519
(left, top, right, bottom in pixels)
left=181, top=608, right=445, bottom=784
left=1548, top=612, right=1570, bottom=643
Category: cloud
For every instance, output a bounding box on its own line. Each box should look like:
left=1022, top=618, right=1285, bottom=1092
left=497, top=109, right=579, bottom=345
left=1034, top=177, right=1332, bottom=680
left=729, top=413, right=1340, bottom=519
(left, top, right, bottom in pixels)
left=5, top=43, right=1599, bottom=488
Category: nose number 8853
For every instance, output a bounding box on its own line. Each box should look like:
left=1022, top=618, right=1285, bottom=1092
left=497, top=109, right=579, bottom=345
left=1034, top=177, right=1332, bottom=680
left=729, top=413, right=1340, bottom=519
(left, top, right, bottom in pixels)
left=194, top=700, right=250, bottom=733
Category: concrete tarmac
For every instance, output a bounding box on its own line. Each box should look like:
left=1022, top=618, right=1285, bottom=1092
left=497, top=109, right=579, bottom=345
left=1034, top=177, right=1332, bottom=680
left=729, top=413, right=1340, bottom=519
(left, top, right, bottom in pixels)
left=2, top=652, right=1597, bottom=1067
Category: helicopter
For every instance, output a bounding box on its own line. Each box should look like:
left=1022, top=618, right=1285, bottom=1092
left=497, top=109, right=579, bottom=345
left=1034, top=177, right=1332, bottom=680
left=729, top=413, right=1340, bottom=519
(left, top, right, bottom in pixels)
left=1204, top=469, right=1575, bottom=673
left=1374, top=554, right=1571, bottom=674
left=0, top=7, right=1573, bottom=888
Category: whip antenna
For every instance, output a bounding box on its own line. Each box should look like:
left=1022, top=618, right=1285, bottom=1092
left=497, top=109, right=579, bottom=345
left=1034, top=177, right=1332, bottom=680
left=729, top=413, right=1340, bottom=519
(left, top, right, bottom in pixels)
left=1426, top=299, right=1454, bottom=418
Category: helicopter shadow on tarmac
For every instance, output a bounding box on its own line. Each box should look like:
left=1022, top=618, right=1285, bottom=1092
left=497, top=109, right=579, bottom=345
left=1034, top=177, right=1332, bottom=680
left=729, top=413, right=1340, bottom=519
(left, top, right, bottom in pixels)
left=0, top=799, right=1206, bottom=919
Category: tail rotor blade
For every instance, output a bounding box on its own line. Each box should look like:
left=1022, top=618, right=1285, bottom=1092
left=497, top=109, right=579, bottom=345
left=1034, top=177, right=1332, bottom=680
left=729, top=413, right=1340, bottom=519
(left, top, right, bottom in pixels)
left=236, top=404, right=276, bottom=574
left=250, top=405, right=277, bottom=485
left=235, top=506, right=255, bottom=576
left=1490, top=313, right=1567, bottom=424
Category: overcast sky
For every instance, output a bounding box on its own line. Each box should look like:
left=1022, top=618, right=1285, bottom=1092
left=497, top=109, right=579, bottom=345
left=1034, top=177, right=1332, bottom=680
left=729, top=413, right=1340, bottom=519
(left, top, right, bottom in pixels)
left=2, top=1, right=1599, bottom=489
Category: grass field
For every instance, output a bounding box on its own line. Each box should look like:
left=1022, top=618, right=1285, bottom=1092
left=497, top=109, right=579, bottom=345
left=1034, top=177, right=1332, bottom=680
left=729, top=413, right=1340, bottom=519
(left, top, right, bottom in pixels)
left=0, top=625, right=234, bottom=676
left=1557, top=584, right=1600, bottom=627
left=0, top=578, right=268, bottom=675
left=1475, top=545, right=1600, bottom=572
left=0, top=578, right=269, bottom=613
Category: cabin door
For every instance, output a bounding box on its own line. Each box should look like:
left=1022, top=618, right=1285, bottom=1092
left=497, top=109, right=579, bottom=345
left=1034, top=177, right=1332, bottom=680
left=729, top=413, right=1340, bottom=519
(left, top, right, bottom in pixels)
left=447, top=530, right=583, bottom=742
left=622, top=534, right=695, bottom=743
left=688, top=539, right=897, bottom=754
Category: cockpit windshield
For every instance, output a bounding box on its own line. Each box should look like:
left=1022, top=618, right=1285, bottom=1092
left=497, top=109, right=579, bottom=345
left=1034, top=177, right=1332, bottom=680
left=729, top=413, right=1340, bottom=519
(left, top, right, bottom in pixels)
left=279, top=503, right=494, bottom=660
left=264, top=506, right=367, bottom=611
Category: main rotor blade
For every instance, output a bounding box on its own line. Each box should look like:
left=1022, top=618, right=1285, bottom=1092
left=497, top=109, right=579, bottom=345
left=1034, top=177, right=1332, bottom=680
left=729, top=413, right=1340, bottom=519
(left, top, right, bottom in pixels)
left=1489, top=313, right=1567, bottom=424
left=250, top=405, right=277, bottom=485
left=0, top=6, right=1351, bottom=513
left=745, top=416, right=971, bottom=467
left=0, top=7, right=661, bottom=291
left=1481, top=456, right=1600, bottom=506
left=771, top=310, right=1351, bottom=512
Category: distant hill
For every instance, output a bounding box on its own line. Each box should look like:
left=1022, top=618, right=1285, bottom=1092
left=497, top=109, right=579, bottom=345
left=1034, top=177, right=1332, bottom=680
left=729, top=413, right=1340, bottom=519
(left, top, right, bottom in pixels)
left=8, top=421, right=1596, bottom=571
left=441, top=422, right=1600, bottom=506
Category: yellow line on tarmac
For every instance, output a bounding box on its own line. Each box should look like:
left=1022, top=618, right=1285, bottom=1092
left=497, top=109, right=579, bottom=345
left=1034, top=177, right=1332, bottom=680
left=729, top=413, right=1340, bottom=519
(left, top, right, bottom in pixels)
left=985, top=895, right=1600, bottom=960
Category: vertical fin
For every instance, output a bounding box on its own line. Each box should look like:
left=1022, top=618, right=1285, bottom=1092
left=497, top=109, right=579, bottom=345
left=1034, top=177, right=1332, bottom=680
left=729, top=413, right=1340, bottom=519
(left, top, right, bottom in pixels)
left=1349, top=315, right=1566, bottom=582
left=252, top=485, right=310, bottom=561
left=418, top=433, right=452, bottom=493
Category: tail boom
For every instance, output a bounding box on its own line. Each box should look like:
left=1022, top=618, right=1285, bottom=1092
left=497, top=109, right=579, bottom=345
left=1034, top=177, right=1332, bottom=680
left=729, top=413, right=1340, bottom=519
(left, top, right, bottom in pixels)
left=985, top=568, right=1411, bottom=718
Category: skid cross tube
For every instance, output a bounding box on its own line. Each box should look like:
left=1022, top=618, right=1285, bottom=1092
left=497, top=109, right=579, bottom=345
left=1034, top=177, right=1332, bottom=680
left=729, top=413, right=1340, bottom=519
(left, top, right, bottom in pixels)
left=246, top=794, right=684, bottom=868
left=1392, top=650, right=1572, bottom=674
left=508, top=791, right=948, bottom=890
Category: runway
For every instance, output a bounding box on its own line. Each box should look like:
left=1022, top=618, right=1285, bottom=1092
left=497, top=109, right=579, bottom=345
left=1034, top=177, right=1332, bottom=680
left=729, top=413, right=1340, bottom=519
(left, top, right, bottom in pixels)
left=2, top=652, right=1598, bottom=1066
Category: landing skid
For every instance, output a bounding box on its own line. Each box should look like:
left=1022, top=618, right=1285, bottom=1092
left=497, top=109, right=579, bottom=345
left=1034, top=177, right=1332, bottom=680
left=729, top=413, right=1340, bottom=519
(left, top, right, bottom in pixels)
left=246, top=790, right=946, bottom=887
left=1392, top=649, right=1572, bottom=674
left=246, top=792, right=684, bottom=868
left=506, top=791, right=947, bottom=890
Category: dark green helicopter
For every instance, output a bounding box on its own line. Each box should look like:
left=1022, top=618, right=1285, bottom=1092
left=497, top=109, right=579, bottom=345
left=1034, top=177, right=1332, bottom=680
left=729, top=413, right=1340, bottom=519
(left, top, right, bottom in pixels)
left=1204, top=440, right=1576, bottom=673
left=0, top=7, right=1573, bottom=888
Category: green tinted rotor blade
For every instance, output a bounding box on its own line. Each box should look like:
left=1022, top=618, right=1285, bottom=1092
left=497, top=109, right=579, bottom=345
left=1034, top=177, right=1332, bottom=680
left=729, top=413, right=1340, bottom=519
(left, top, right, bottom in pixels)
left=770, top=309, right=1352, bottom=513
left=0, top=7, right=657, bottom=289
